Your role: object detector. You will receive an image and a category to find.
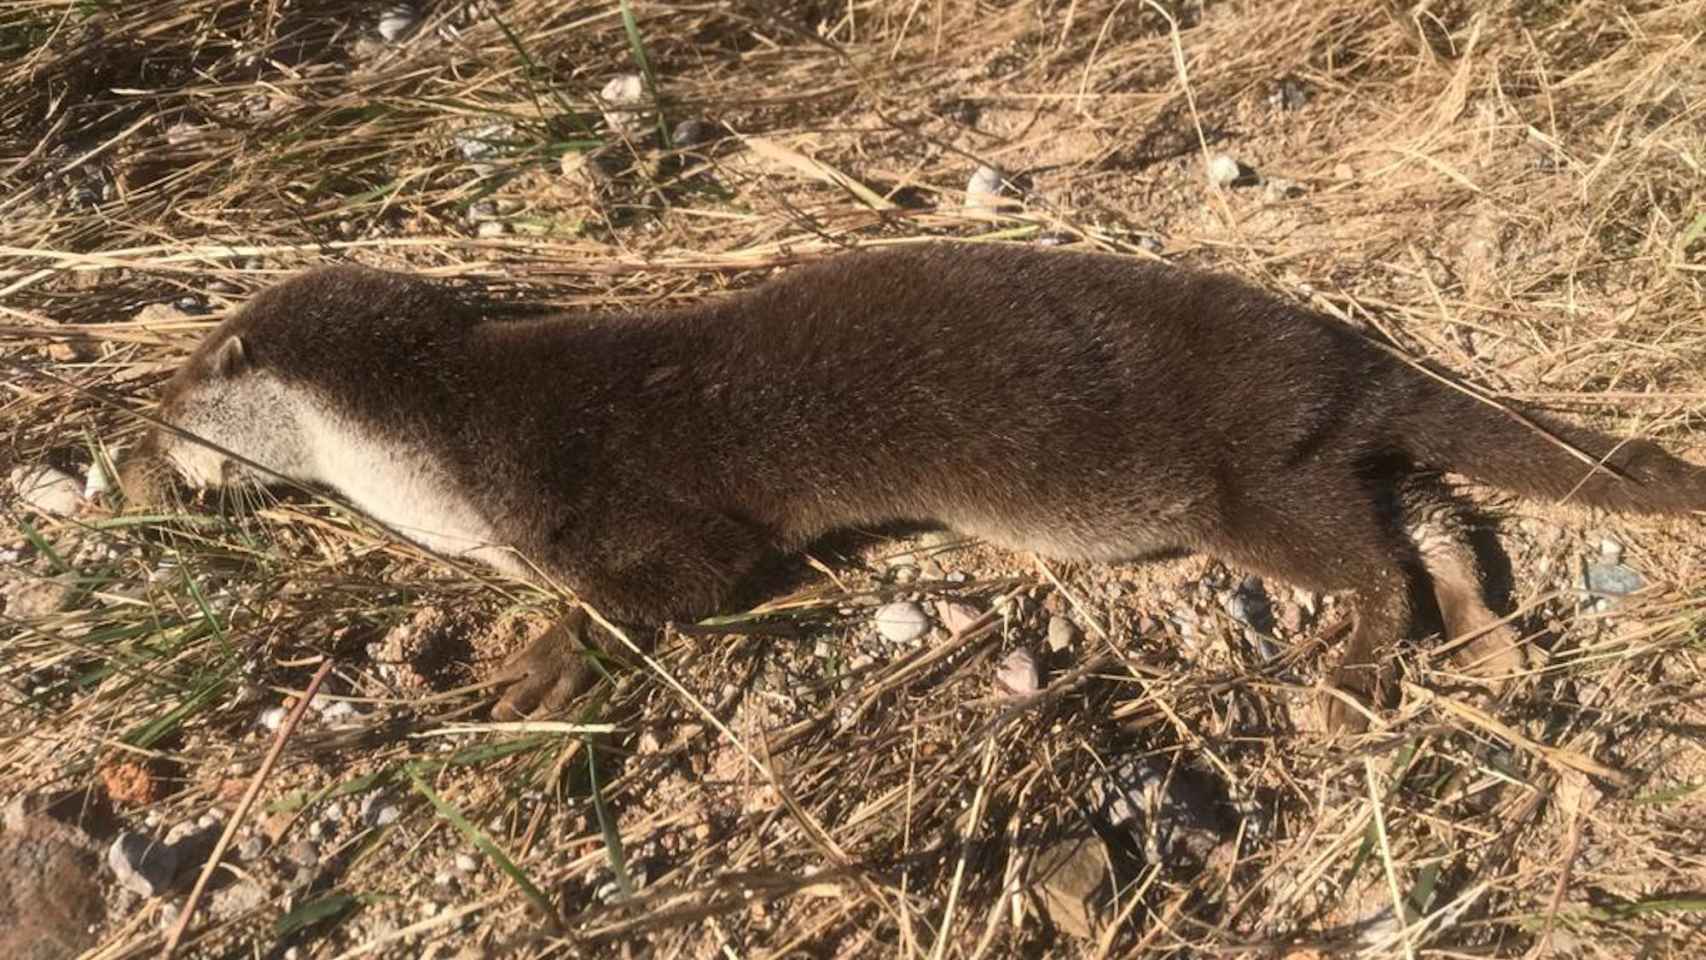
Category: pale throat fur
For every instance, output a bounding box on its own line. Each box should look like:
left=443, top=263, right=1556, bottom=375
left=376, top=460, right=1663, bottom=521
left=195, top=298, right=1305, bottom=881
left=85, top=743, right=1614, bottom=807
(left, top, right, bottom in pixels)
left=155, top=339, right=522, bottom=579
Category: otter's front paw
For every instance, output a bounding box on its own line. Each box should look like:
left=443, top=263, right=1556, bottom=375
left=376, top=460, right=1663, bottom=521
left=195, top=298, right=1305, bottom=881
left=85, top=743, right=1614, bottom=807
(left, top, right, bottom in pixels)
left=491, top=610, right=600, bottom=720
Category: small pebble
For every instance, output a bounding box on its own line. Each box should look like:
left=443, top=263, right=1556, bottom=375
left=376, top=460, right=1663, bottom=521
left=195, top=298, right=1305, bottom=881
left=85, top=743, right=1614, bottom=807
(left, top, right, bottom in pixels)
left=599, top=74, right=648, bottom=134
left=317, top=700, right=359, bottom=722
left=996, top=648, right=1040, bottom=696
left=1046, top=615, right=1078, bottom=652
left=1223, top=576, right=1271, bottom=630
left=1262, top=177, right=1303, bottom=202
left=83, top=459, right=114, bottom=499
left=257, top=706, right=287, bottom=731
left=1206, top=153, right=1243, bottom=187
left=283, top=840, right=319, bottom=868
left=455, top=123, right=514, bottom=162
left=873, top=601, right=930, bottom=645
left=361, top=792, right=401, bottom=828
left=10, top=465, right=83, bottom=516
left=935, top=600, right=982, bottom=636
left=1584, top=562, right=1643, bottom=598
left=964, top=164, right=1009, bottom=209
left=454, top=853, right=478, bottom=873
left=377, top=5, right=418, bottom=42
left=107, top=832, right=179, bottom=897
left=1598, top=536, right=1624, bottom=562
left=476, top=220, right=507, bottom=238
left=671, top=118, right=717, bottom=147
left=1291, top=587, right=1318, bottom=615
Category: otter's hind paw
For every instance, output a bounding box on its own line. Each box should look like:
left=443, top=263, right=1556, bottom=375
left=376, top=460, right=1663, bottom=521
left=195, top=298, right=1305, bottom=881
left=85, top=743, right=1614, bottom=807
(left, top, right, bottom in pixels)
left=491, top=610, right=602, bottom=721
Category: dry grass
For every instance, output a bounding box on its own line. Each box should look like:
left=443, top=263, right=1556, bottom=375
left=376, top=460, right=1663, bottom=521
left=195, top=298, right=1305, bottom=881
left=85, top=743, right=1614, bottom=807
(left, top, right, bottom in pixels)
left=3, top=1, right=1705, bottom=957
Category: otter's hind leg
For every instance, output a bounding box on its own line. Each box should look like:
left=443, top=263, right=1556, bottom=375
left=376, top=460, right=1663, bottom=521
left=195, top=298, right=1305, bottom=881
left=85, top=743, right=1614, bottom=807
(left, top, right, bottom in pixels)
left=1198, top=497, right=1415, bottom=734
left=493, top=505, right=769, bottom=720
left=1399, top=478, right=1528, bottom=683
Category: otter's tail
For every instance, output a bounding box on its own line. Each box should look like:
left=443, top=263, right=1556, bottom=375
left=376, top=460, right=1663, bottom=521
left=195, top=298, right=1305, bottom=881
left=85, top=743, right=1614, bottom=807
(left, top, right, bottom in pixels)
left=1396, top=373, right=1706, bottom=515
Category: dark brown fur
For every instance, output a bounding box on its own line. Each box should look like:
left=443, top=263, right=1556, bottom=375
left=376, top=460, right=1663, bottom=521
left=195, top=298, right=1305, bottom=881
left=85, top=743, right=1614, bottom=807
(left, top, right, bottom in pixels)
left=147, top=243, right=1706, bottom=728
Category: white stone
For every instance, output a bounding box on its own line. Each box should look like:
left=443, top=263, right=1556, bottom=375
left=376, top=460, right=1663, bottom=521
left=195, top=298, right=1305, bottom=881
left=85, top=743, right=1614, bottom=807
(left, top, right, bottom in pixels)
left=600, top=74, right=648, bottom=134
left=83, top=459, right=113, bottom=499
left=317, top=700, right=359, bottom=722
left=1046, top=615, right=1077, bottom=652
left=11, top=465, right=83, bottom=516
left=873, top=601, right=930, bottom=645
left=378, top=6, right=418, bottom=43
left=600, top=73, right=645, bottom=106
left=1206, top=153, right=1242, bottom=187
left=965, top=164, right=1007, bottom=208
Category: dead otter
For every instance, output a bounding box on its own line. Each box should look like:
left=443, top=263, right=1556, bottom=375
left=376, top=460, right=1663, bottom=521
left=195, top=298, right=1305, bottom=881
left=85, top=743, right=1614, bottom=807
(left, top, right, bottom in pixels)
left=132, top=242, right=1706, bottom=731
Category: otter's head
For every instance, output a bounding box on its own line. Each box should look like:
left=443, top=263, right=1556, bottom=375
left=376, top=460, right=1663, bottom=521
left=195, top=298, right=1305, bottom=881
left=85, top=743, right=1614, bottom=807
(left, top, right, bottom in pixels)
left=145, top=320, right=315, bottom=492
left=130, top=265, right=474, bottom=503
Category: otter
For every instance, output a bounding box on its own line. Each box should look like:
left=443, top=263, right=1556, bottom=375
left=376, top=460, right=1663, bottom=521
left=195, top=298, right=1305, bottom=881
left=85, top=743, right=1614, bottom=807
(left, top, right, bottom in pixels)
left=132, top=243, right=1706, bottom=732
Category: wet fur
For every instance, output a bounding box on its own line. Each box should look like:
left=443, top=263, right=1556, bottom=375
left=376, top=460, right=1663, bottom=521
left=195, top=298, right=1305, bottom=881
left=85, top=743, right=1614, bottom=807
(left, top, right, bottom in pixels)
left=142, top=243, right=1706, bottom=728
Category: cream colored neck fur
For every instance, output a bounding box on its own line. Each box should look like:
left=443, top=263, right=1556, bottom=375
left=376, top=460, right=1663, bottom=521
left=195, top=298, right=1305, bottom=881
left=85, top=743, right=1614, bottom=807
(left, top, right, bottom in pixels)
left=293, top=400, right=526, bottom=578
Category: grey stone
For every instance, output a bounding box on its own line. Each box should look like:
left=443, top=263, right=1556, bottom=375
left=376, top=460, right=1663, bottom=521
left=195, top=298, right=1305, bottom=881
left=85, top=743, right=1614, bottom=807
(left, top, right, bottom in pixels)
left=107, top=832, right=179, bottom=897
left=1223, top=576, right=1272, bottom=631
left=455, top=123, right=516, bottom=162
left=361, top=791, right=401, bottom=828
left=1093, top=759, right=1237, bottom=867
left=671, top=119, right=717, bottom=147
left=1031, top=834, right=1110, bottom=939
left=1585, top=562, right=1643, bottom=598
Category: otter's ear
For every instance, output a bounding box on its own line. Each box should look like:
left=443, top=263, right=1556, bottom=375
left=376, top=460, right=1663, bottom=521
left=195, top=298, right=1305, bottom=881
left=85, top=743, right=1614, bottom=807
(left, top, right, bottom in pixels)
left=214, top=336, right=248, bottom=377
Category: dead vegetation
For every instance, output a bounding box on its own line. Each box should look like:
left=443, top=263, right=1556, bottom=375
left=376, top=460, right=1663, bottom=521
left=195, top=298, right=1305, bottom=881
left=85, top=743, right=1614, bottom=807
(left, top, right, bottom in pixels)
left=2, top=1, right=1705, bottom=957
